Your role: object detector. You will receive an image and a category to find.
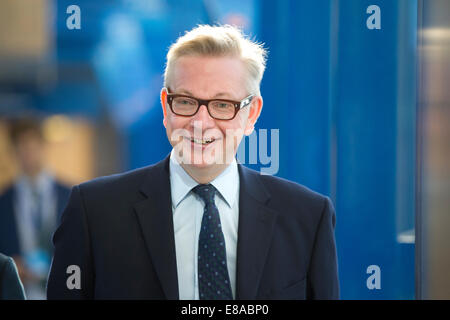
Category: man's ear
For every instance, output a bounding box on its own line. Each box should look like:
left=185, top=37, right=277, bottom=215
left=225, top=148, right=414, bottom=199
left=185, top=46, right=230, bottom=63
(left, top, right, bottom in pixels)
left=244, top=96, right=263, bottom=136
left=160, top=88, right=168, bottom=128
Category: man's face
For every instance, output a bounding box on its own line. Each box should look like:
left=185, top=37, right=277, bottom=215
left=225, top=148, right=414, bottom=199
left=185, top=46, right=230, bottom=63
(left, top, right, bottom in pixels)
left=161, top=55, right=262, bottom=170
left=14, top=130, right=44, bottom=176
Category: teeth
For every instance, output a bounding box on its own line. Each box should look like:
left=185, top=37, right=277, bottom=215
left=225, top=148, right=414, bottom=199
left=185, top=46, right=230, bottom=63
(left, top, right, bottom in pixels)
left=191, top=138, right=214, bottom=144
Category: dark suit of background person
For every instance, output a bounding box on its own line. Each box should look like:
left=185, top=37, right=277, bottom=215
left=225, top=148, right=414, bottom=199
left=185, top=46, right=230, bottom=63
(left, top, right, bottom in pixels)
left=0, top=253, right=26, bottom=300
left=47, top=155, right=339, bottom=299
left=0, top=182, right=70, bottom=256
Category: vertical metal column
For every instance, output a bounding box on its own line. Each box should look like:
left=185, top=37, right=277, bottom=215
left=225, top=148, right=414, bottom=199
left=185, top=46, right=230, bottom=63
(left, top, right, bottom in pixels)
left=417, top=0, right=450, bottom=300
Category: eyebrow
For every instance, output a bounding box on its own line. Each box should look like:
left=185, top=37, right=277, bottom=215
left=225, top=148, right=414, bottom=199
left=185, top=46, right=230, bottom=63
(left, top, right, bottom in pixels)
left=177, top=89, right=234, bottom=99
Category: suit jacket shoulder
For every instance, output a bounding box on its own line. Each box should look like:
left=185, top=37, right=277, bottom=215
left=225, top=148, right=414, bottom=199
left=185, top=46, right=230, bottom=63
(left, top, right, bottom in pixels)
left=75, top=163, right=161, bottom=211
left=0, top=185, right=15, bottom=209
left=239, top=165, right=334, bottom=230
left=0, top=253, right=26, bottom=300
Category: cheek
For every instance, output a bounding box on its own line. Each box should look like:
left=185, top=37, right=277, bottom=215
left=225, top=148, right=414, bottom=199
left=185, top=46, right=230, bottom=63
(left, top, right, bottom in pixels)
left=225, top=112, right=248, bottom=133
left=216, top=121, right=240, bottom=138
left=218, top=117, right=247, bottom=146
left=166, top=114, right=189, bottom=132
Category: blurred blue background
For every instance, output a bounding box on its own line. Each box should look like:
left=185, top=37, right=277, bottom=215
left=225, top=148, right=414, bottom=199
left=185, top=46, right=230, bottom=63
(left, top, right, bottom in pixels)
left=0, top=0, right=424, bottom=299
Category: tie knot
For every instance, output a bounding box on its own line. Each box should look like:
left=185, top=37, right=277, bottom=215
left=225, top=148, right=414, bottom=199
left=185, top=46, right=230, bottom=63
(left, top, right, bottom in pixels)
left=192, top=184, right=216, bottom=205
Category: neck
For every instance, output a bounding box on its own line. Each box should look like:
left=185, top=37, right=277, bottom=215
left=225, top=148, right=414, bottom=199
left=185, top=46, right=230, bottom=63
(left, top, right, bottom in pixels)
left=180, top=163, right=229, bottom=184
left=23, top=167, right=43, bottom=181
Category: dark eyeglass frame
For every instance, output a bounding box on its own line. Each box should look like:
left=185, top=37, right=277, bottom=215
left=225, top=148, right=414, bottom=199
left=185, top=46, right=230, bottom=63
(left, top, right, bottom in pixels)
left=165, top=88, right=255, bottom=120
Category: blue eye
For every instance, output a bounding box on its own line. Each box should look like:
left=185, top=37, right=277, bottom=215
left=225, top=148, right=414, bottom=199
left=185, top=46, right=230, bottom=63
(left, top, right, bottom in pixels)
left=174, top=97, right=196, bottom=106
left=212, top=101, right=232, bottom=109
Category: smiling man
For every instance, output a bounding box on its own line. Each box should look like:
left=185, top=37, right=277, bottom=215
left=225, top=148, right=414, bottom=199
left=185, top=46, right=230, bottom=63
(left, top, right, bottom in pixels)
left=162, top=54, right=259, bottom=182
left=47, top=25, right=339, bottom=300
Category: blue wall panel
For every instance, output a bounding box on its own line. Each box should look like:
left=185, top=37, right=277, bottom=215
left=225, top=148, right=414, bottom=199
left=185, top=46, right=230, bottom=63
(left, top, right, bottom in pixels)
left=258, top=0, right=331, bottom=195
left=259, top=0, right=416, bottom=299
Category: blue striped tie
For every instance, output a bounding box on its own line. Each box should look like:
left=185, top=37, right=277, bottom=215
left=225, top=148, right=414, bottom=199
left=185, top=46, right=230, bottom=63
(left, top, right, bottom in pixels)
left=193, top=184, right=233, bottom=300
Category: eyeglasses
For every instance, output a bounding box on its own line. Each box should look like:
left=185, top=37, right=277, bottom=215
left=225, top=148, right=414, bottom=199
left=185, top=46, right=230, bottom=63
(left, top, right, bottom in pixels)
left=165, top=88, right=254, bottom=120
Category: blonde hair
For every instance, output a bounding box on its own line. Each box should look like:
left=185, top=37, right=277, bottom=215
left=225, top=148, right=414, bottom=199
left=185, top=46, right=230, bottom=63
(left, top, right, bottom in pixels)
left=164, top=24, right=268, bottom=96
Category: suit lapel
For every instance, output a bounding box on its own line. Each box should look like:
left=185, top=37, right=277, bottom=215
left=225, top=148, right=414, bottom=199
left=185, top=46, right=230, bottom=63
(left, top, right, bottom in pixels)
left=235, top=165, right=278, bottom=299
left=133, top=156, right=179, bottom=299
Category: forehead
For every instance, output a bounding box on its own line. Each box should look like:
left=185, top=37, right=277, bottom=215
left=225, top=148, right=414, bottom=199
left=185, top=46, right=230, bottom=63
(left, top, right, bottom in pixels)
left=170, top=55, right=247, bottom=100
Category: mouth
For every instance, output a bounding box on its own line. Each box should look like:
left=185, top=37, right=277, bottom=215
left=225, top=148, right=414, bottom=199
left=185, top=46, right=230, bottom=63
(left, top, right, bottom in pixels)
left=189, top=137, right=216, bottom=145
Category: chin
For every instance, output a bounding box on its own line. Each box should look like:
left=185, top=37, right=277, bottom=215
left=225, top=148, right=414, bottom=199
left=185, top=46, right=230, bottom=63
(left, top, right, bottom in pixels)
left=185, top=161, right=216, bottom=170
left=183, top=151, right=222, bottom=168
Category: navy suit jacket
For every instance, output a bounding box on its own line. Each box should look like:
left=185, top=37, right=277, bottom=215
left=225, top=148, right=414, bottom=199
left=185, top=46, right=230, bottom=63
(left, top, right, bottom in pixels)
left=0, top=180, right=71, bottom=257
left=47, top=156, right=339, bottom=299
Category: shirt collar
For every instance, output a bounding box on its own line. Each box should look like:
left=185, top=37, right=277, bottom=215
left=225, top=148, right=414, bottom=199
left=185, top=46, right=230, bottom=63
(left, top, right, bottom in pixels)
left=16, top=170, right=54, bottom=193
left=169, top=149, right=239, bottom=209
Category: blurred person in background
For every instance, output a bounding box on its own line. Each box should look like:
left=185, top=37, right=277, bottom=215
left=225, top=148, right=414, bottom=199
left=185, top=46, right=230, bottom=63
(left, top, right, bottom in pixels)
left=0, top=252, right=26, bottom=300
left=0, top=118, right=70, bottom=299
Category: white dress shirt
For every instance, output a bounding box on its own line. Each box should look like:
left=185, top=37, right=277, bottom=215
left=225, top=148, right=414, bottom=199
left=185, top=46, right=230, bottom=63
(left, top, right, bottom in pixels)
left=14, top=170, right=58, bottom=300
left=169, top=150, right=240, bottom=300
